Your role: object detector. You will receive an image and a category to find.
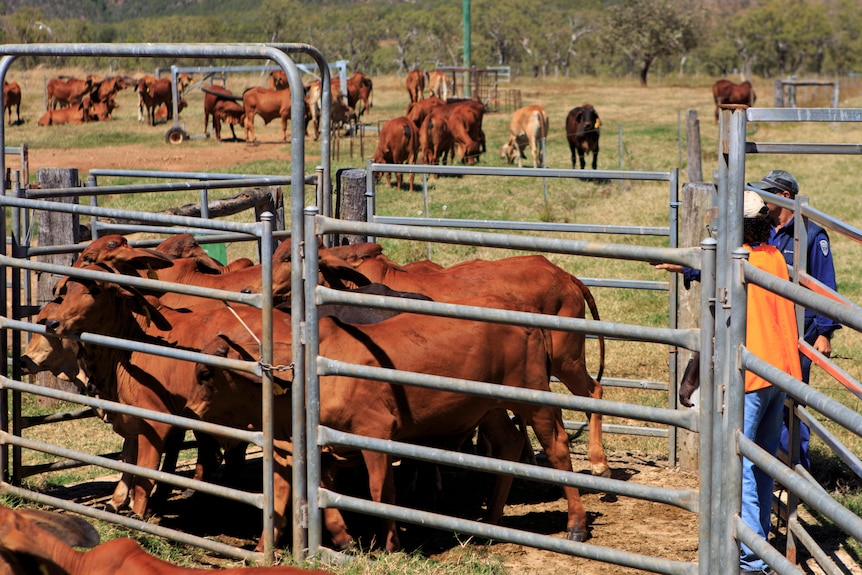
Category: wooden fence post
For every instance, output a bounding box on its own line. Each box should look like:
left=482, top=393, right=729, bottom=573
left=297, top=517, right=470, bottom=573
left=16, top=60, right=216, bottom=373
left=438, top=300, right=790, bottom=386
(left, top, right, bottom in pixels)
left=677, top=182, right=714, bottom=471
left=35, top=168, right=81, bottom=401
left=337, top=168, right=368, bottom=246
left=685, top=110, right=703, bottom=184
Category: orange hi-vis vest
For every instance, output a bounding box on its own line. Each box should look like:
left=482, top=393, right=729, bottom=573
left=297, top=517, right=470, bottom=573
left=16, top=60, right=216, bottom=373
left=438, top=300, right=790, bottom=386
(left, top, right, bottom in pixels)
left=744, top=244, right=803, bottom=392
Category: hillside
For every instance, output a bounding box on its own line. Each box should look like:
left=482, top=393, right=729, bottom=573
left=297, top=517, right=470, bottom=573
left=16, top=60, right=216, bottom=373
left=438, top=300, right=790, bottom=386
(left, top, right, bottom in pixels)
left=2, top=0, right=255, bottom=23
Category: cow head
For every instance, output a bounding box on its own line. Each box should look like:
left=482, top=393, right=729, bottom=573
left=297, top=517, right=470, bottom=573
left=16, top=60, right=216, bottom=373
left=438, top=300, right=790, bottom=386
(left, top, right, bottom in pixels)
left=21, top=301, right=87, bottom=389
left=74, top=235, right=174, bottom=275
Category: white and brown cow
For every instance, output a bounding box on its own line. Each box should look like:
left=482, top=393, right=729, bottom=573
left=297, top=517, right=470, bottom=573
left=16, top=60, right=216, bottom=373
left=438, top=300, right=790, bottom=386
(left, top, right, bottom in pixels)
left=500, top=104, right=549, bottom=168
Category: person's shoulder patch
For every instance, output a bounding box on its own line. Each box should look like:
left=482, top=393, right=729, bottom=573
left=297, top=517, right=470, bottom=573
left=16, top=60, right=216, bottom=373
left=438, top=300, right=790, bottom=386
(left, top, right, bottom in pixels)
left=820, top=239, right=829, bottom=257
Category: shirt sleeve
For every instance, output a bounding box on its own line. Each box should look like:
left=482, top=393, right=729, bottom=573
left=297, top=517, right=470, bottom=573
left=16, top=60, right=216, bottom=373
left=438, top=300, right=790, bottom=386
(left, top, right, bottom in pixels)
left=682, top=267, right=701, bottom=290
left=807, top=226, right=842, bottom=338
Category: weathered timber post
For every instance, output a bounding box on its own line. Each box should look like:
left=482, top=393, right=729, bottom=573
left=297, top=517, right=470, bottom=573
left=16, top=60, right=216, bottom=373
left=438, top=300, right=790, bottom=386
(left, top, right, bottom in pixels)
left=774, top=79, right=784, bottom=108
left=337, top=168, right=368, bottom=246
left=685, top=110, right=703, bottom=184
left=677, top=182, right=714, bottom=471
left=35, top=168, right=81, bottom=401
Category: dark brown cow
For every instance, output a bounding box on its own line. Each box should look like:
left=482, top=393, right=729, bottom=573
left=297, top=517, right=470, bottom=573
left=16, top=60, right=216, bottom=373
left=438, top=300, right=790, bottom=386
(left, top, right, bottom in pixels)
left=345, top=71, right=373, bottom=119
left=566, top=104, right=601, bottom=170
left=712, top=79, right=756, bottom=122
left=405, top=68, right=424, bottom=103
left=405, top=95, right=444, bottom=129
left=0, top=503, right=335, bottom=575
left=4, top=81, right=21, bottom=125
left=372, top=116, right=419, bottom=191
left=46, top=77, right=91, bottom=110
left=419, top=108, right=452, bottom=167
left=37, top=103, right=88, bottom=126
left=321, top=244, right=609, bottom=478
left=242, top=86, right=295, bottom=143
left=195, top=294, right=587, bottom=551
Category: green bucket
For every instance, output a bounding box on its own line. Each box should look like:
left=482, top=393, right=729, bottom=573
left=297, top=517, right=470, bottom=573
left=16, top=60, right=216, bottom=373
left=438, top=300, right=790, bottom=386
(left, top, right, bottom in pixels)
left=202, top=243, right=227, bottom=265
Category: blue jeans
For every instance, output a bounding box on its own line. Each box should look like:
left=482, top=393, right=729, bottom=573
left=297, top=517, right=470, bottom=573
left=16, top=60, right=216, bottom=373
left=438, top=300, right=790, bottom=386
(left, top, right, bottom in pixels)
left=741, top=385, right=786, bottom=572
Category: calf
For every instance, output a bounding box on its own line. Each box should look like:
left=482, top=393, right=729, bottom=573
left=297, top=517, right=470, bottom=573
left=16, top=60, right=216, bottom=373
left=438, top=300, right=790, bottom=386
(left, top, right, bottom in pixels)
left=566, top=104, right=601, bottom=170
left=136, top=77, right=175, bottom=126
left=446, top=104, right=483, bottom=164
left=37, top=103, right=88, bottom=126
left=46, top=76, right=91, bottom=110
left=500, top=104, right=549, bottom=168
left=4, top=81, right=21, bottom=125
left=345, top=71, right=373, bottom=119
left=0, top=504, right=334, bottom=575
left=427, top=70, right=450, bottom=101
left=304, top=80, right=355, bottom=141
left=202, top=86, right=245, bottom=141
left=372, top=116, right=419, bottom=191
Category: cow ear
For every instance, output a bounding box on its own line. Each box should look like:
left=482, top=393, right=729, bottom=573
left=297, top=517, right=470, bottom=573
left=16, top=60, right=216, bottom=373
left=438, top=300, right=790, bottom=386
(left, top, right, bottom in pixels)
left=110, top=248, right=175, bottom=272
left=13, top=507, right=101, bottom=549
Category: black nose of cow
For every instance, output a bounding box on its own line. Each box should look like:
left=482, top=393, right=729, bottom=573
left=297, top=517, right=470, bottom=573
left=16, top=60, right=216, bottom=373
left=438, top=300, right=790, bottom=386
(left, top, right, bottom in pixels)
left=44, top=319, right=60, bottom=333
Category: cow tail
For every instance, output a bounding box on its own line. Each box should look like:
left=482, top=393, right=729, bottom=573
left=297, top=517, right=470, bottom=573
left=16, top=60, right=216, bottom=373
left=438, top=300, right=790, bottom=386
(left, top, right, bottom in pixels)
left=570, top=274, right=604, bottom=383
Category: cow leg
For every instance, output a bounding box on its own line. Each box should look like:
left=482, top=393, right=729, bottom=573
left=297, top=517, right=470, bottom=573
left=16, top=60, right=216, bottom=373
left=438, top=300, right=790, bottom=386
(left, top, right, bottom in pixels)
left=320, top=456, right=353, bottom=550
left=591, top=148, right=599, bottom=171
left=578, top=150, right=586, bottom=170
left=550, top=332, right=609, bottom=477
left=361, top=450, right=399, bottom=551
left=130, top=423, right=171, bottom=518
left=281, top=116, right=289, bottom=142
left=107, top=436, right=137, bottom=512
left=257, top=443, right=292, bottom=553
left=526, top=406, right=589, bottom=542
left=476, top=410, right=524, bottom=524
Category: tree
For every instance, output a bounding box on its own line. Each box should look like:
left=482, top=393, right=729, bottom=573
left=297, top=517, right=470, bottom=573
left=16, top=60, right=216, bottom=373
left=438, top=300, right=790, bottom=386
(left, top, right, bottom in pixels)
left=602, top=0, right=704, bottom=86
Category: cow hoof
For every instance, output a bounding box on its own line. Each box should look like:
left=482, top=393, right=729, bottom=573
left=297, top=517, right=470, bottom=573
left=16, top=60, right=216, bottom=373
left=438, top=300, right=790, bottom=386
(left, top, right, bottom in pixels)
left=566, top=528, right=589, bottom=543
left=591, top=464, right=611, bottom=478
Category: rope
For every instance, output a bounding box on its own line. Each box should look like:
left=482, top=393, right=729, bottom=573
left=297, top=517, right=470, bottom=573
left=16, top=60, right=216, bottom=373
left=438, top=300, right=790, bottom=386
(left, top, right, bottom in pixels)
left=223, top=303, right=294, bottom=379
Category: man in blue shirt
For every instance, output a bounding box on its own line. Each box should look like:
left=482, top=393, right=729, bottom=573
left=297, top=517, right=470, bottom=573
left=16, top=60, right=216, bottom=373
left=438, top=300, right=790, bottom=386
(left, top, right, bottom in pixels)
left=749, top=169, right=841, bottom=470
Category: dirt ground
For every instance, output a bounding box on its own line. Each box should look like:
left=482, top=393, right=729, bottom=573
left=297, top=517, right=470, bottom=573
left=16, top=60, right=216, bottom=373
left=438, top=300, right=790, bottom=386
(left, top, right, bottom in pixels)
left=24, top=142, right=859, bottom=575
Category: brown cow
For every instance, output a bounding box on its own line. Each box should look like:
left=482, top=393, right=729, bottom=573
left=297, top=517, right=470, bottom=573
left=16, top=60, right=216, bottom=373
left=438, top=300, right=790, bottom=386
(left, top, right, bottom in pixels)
left=154, top=233, right=254, bottom=274
left=37, top=103, right=89, bottom=126
left=87, top=76, right=127, bottom=119
left=566, top=104, right=601, bottom=170
left=712, top=79, right=756, bottom=122
left=405, top=95, right=444, bottom=128
left=4, top=81, right=21, bottom=125
left=0, top=503, right=335, bottom=575
left=372, top=116, right=419, bottom=191
left=242, top=86, right=296, bottom=143
left=46, top=76, right=91, bottom=110
left=427, top=70, right=451, bottom=101
left=345, top=71, right=373, bottom=119
left=201, top=85, right=245, bottom=141
left=419, top=108, right=453, bottom=167
left=321, top=245, right=609, bottom=478
left=501, top=104, right=549, bottom=168
left=446, top=103, right=484, bottom=164
left=405, top=68, right=424, bottom=103
left=195, top=294, right=588, bottom=551
left=268, top=69, right=288, bottom=91
left=136, top=77, right=174, bottom=126
left=304, top=80, right=355, bottom=141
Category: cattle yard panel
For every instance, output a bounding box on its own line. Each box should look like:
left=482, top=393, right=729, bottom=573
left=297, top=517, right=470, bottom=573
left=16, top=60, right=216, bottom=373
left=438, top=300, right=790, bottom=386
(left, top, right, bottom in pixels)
left=3, top=144, right=27, bottom=190
left=304, top=210, right=708, bottom=574
left=365, top=161, right=682, bottom=446
left=434, top=66, right=508, bottom=111
left=772, top=78, right=840, bottom=109
left=0, top=42, right=317, bottom=566
left=716, top=105, right=862, bottom=574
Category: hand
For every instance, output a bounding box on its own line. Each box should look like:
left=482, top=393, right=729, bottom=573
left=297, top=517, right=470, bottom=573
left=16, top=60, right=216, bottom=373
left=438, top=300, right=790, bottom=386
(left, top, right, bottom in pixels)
left=813, top=334, right=832, bottom=358
left=652, top=263, right=684, bottom=274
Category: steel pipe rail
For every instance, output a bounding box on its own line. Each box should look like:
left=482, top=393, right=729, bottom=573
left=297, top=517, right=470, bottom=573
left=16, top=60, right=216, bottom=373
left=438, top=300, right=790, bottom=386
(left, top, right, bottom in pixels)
left=314, top=215, right=701, bottom=269
left=26, top=177, right=292, bottom=199
left=317, top=357, right=699, bottom=432
left=319, top=427, right=698, bottom=511
left=372, top=216, right=670, bottom=236
left=315, top=285, right=700, bottom=350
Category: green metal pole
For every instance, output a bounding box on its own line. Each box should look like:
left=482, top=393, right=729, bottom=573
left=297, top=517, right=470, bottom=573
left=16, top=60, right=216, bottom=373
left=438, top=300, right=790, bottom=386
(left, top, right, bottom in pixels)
left=463, top=0, right=471, bottom=97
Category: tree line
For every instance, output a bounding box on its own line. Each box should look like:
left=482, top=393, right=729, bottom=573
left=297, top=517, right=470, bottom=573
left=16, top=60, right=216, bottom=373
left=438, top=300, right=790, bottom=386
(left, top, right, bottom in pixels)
left=2, top=0, right=860, bottom=85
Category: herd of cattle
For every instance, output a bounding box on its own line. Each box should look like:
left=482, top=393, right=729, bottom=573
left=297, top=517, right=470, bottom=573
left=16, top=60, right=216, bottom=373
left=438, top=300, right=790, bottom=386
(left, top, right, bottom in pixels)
left=20, top=231, right=608, bottom=552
